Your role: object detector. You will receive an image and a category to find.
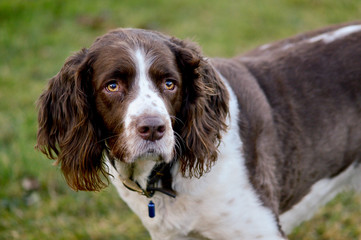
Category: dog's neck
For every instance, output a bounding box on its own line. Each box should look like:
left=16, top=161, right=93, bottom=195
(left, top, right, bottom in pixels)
left=106, top=152, right=176, bottom=199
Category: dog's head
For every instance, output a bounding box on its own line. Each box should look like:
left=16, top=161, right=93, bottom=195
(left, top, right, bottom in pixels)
left=36, top=29, right=229, bottom=191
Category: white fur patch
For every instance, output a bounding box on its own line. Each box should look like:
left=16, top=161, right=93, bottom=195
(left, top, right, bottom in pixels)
left=280, top=163, right=361, bottom=234
left=308, top=25, right=361, bottom=44
left=259, top=43, right=271, bottom=50
left=124, top=49, right=169, bottom=121
left=256, top=25, right=361, bottom=54
left=120, top=49, right=175, bottom=185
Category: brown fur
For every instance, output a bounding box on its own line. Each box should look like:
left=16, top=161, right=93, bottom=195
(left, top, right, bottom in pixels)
left=168, top=37, right=229, bottom=177
left=211, top=58, right=281, bottom=214
left=214, top=22, right=361, bottom=213
left=36, top=49, right=108, bottom=191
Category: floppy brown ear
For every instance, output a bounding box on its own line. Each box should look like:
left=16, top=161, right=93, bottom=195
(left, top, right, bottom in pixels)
left=36, top=49, right=107, bottom=191
left=168, top=38, right=229, bottom=177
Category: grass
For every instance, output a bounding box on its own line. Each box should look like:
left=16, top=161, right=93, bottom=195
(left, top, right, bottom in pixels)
left=1, top=0, right=360, bottom=239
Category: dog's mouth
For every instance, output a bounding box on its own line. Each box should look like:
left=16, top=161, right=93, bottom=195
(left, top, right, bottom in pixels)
left=131, top=138, right=175, bottom=163
left=134, top=151, right=164, bottom=162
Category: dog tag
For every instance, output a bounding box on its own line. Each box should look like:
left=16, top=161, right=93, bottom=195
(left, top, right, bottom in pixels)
left=148, top=201, right=155, bottom=218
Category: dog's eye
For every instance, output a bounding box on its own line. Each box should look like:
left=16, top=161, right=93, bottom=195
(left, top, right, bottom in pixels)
left=106, top=82, right=120, bottom=92
left=164, top=80, right=176, bottom=91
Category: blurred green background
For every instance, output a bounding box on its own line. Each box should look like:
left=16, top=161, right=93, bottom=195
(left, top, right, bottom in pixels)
left=1, top=0, right=360, bottom=239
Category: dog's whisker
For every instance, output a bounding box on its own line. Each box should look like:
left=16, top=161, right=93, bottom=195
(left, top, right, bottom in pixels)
left=96, top=134, right=122, bottom=145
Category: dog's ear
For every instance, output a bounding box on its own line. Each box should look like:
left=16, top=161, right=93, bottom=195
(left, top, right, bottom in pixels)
left=36, top=49, right=107, bottom=191
left=168, top=38, right=229, bottom=177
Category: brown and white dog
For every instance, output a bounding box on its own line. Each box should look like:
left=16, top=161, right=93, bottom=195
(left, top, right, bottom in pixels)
left=37, top=22, right=361, bottom=239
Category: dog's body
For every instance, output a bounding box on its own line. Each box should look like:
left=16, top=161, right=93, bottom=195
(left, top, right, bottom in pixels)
left=37, top=22, right=361, bottom=239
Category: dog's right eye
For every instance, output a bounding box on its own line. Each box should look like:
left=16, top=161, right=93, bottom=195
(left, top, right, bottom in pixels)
left=106, top=82, right=120, bottom=92
left=164, top=79, right=176, bottom=91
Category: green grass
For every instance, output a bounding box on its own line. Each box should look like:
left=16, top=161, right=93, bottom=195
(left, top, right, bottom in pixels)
left=1, top=0, right=360, bottom=239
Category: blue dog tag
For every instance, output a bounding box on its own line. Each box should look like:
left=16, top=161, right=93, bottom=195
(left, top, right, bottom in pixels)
left=148, top=201, right=155, bottom=218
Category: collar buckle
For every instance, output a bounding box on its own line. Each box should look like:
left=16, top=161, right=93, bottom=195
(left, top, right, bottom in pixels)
left=121, top=178, right=152, bottom=198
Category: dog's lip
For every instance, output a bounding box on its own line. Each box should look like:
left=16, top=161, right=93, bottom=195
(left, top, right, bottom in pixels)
left=146, top=149, right=156, bottom=154
left=134, top=151, right=164, bottom=162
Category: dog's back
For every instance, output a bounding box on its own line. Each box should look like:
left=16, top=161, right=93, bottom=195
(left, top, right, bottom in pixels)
left=213, top=21, right=361, bottom=233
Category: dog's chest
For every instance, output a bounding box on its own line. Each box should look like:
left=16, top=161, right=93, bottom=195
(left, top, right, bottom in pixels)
left=110, top=152, right=281, bottom=240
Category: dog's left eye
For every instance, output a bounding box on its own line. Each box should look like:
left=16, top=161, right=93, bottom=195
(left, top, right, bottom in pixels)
left=106, top=82, right=120, bottom=92
left=164, top=79, right=176, bottom=91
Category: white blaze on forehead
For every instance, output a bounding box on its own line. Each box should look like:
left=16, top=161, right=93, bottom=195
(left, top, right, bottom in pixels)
left=122, top=48, right=175, bottom=164
left=125, top=49, right=169, bottom=121
left=308, top=25, right=361, bottom=44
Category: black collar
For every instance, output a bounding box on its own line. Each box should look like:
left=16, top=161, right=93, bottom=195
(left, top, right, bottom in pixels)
left=144, top=162, right=176, bottom=198
left=109, top=155, right=176, bottom=198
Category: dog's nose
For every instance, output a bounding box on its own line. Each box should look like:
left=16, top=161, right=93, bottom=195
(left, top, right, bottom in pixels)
left=136, top=117, right=166, bottom=141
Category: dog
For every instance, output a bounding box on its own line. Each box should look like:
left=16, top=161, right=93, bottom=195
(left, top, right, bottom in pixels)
left=37, top=21, right=361, bottom=239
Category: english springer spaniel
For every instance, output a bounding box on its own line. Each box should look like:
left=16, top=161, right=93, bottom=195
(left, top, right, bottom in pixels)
left=37, top=21, right=361, bottom=239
